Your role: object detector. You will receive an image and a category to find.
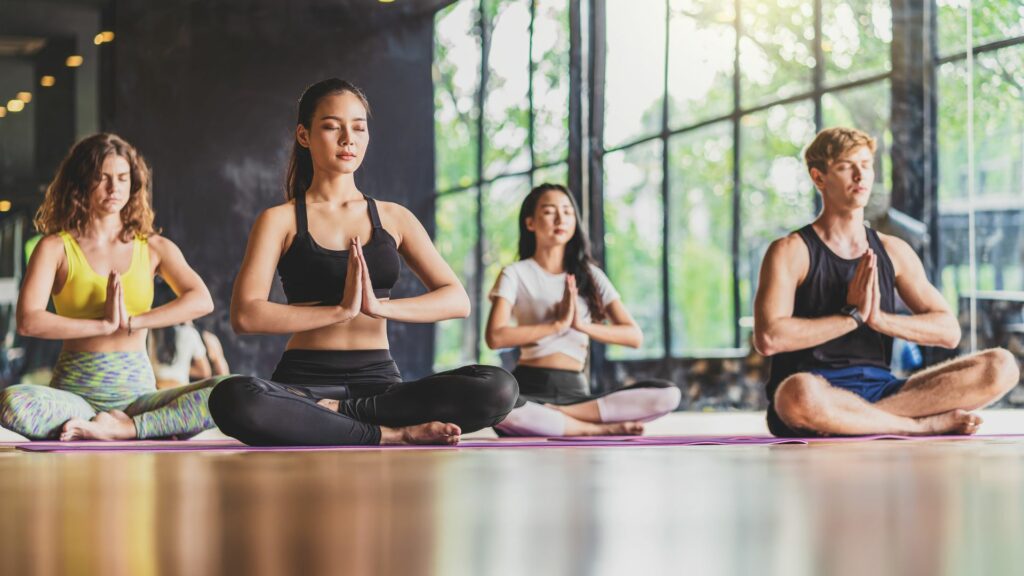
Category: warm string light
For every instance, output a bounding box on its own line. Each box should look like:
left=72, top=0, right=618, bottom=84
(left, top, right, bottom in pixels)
left=0, top=201, right=11, bottom=213
left=3, top=30, right=114, bottom=129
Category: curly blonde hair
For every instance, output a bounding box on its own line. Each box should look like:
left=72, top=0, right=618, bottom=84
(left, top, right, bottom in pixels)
left=34, top=133, right=156, bottom=241
left=804, top=127, right=877, bottom=175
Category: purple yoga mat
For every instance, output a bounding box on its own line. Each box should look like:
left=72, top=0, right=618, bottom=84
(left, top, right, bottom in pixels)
left=17, top=433, right=1024, bottom=453
left=16, top=435, right=805, bottom=453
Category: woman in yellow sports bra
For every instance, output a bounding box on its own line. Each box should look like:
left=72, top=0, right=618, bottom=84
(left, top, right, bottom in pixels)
left=1, top=133, right=222, bottom=441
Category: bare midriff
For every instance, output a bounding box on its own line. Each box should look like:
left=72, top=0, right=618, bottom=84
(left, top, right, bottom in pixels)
left=517, top=352, right=583, bottom=372
left=285, top=302, right=391, bottom=351
left=61, top=330, right=148, bottom=353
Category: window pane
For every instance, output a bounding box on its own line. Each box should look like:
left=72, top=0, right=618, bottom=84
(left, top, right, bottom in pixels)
left=481, top=175, right=532, bottom=365
left=822, top=0, right=891, bottom=83
left=822, top=79, right=892, bottom=202
left=972, top=1, right=1024, bottom=47
left=532, top=0, right=570, bottom=166
left=739, top=101, right=816, bottom=320
left=604, top=0, right=665, bottom=149
left=435, top=1, right=481, bottom=192
left=434, top=190, right=480, bottom=370
left=484, top=0, right=531, bottom=179
left=668, top=122, right=734, bottom=353
left=938, top=0, right=1024, bottom=57
left=667, top=0, right=735, bottom=128
left=533, top=162, right=568, bottom=188
left=938, top=46, right=1024, bottom=309
left=739, top=0, right=814, bottom=108
left=604, top=140, right=665, bottom=359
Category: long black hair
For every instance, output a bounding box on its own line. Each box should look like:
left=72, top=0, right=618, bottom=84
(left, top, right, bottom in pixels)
left=285, top=78, right=371, bottom=200
left=518, top=183, right=606, bottom=322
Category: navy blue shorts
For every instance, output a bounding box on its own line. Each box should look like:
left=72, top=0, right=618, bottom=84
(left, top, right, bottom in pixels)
left=767, top=366, right=907, bottom=437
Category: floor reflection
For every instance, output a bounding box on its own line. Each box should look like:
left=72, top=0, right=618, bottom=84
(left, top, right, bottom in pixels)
left=1, top=440, right=1023, bottom=575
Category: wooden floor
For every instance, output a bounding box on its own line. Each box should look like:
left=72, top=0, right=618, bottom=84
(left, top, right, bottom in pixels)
left=3, top=414, right=1024, bottom=576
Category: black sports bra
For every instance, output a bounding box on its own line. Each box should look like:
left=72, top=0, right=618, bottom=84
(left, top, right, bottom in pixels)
left=277, top=193, right=401, bottom=305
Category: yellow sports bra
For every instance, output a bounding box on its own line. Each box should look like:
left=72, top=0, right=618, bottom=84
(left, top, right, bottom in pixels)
left=52, top=231, right=154, bottom=320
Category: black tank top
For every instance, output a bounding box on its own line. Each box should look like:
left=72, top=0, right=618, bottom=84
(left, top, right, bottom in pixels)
left=277, top=193, right=401, bottom=305
left=766, top=224, right=896, bottom=399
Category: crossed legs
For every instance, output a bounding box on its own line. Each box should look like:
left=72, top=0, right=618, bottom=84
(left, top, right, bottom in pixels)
left=774, top=348, right=1020, bottom=436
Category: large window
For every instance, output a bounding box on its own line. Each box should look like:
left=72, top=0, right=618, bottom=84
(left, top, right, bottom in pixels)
left=434, top=0, right=572, bottom=369
left=601, top=0, right=891, bottom=359
left=434, top=0, right=1024, bottom=374
left=936, top=1, right=1024, bottom=350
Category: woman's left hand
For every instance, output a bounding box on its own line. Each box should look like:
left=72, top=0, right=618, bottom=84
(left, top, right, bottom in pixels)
left=356, top=239, right=387, bottom=319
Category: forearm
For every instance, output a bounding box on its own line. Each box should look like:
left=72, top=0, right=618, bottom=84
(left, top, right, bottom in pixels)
left=487, top=323, right=563, bottom=349
left=17, top=310, right=113, bottom=340
left=373, top=285, right=470, bottom=323
left=132, top=289, right=214, bottom=331
left=872, top=311, right=961, bottom=349
left=578, top=322, right=642, bottom=348
left=755, top=315, right=858, bottom=356
left=232, top=300, right=354, bottom=334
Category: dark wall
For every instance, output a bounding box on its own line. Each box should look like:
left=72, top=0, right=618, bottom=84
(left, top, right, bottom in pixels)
left=110, top=0, right=445, bottom=378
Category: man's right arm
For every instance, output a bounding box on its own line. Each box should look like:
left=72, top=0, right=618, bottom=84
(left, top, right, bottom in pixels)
left=752, top=234, right=860, bottom=356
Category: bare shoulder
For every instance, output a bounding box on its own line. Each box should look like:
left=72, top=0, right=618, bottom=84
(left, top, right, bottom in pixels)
left=762, top=232, right=810, bottom=284
left=876, top=231, right=921, bottom=275
left=145, top=233, right=183, bottom=260
left=257, top=201, right=297, bottom=228
left=375, top=200, right=422, bottom=243
left=376, top=200, right=417, bottom=225
left=35, top=234, right=66, bottom=255
left=766, top=232, right=809, bottom=266
left=877, top=231, right=915, bottom=260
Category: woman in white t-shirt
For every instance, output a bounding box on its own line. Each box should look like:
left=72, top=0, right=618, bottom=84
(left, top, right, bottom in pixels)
left=485, top=184, right=681, bottom=436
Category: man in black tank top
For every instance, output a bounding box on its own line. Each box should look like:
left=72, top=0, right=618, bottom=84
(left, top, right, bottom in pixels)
left=753, top=127, right=1019, bottom=437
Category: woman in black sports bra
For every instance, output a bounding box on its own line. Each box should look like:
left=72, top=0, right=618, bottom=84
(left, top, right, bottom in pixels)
left=208, top=79, right=518, bottom=446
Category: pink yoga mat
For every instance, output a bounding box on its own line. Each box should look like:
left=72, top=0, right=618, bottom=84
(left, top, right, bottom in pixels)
left=17, top=433, right=1022, bottom=453
left=16, top=435, right=805, bottom=453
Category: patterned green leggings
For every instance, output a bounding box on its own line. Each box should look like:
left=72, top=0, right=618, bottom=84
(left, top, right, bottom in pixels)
left=0, top=351, right=229, bottom=440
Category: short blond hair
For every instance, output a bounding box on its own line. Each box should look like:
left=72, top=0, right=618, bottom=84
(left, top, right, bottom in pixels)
left=804, top=127, right=876, bottom=175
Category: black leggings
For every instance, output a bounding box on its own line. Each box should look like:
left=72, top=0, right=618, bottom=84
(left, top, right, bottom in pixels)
left=208, top=349, right=519, bottom=446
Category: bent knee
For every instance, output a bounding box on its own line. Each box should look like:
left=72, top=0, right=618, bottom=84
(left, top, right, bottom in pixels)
left=651, top=386, right=682, bottom=414
left=470, top=365, right=519, bottom=410
left=208, top=376, right=265, bottom=416
left=774, top=374, right=828, bottom=427
left=982, top=348, right=1020, bottom=394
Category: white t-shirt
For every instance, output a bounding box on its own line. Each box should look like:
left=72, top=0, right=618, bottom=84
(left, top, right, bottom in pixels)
left=489, top=258, right=620, bottom=363
left=151, top=324, right=207, bottom=384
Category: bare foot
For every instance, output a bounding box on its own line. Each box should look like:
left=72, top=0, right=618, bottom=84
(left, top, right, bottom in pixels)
left=380, top=422, right=461, bottom=445
left=915, top=409, right=983, bottom=436
left=316, top=399, right=340, bottom=412
left=60, top=410, right=138, bottom=441
left=566, top=420, right=645, bottom=436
